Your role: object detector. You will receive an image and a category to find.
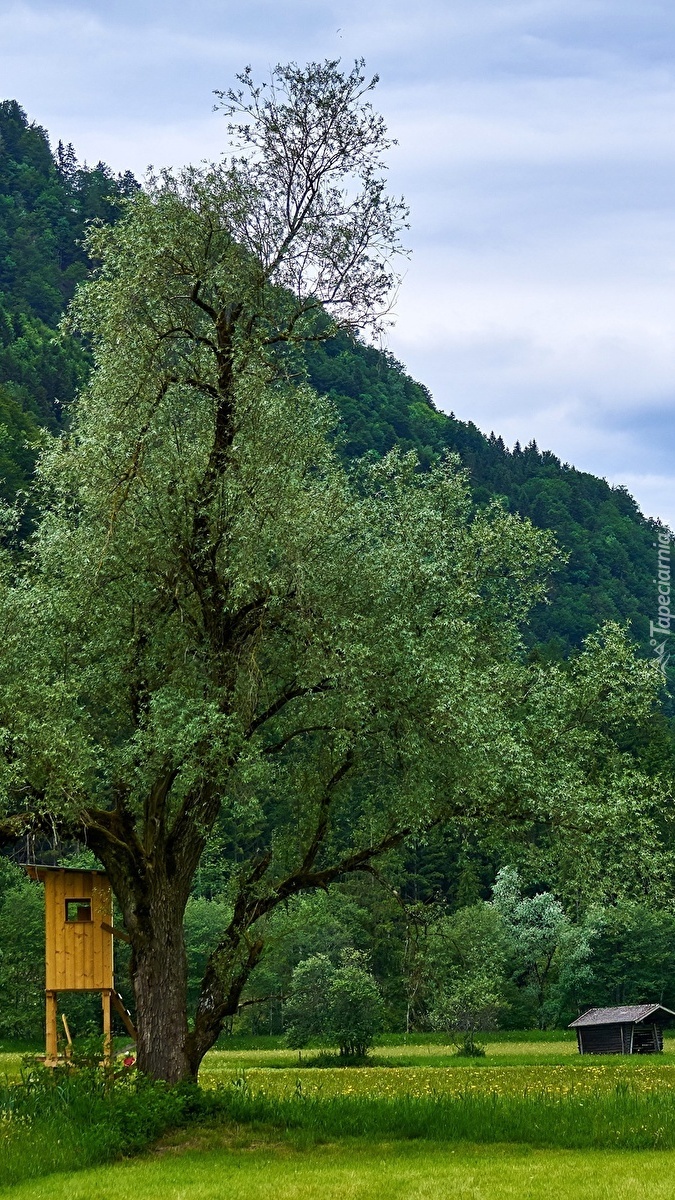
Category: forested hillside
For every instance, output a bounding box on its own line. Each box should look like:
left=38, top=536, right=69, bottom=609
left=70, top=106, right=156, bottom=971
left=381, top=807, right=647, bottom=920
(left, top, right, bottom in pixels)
left=307, top=335, right=660, bottom=656
left=0, top=98, right=663, bottom=660
left=0, top=100, right=136, bottom=498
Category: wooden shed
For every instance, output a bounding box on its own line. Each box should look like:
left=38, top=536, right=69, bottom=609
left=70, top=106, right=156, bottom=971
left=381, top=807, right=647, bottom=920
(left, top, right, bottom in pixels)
left=569, top=1004, right=675, bottom=1055
left=25, top=865, right=135, bottom=1063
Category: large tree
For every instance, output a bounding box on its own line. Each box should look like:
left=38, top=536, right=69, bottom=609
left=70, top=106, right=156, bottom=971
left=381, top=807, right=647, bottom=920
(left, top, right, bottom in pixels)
left=0, top=61, right=665, bottom=1082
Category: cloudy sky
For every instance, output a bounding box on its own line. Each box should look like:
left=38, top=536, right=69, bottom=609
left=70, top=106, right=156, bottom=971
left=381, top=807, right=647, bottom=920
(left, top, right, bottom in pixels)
left=2, top=0, right=675, bottom=525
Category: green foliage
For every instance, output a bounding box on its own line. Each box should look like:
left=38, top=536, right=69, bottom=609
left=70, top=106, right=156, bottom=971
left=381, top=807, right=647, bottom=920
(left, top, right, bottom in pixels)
left=399, top=871, right=675, bottom=1035
left=0, top=95, right=666, bottom=671
left=4, top=91, right=619, bottom=1073
left=0, top=99, right=136, bottom=507
left=0, top=77, right=672, bottom=1068
left=0, top=869, right=43, bottom=1038
left=413, top=901, right=505, bottom=1033
left=0, top=1062, right=207, bottom=1187
left=283, top=955, right=336, bottom=1049
left=428, top=974, right=501, bottom=1055
left=284, top=951, right=384, bottom=1057
left=0, top=386, right=40, bottom=504
left=327, top=952, right=386, bottom=1058
left=581, top=901, right=675, bottom=1009
left=491, top=867, right=593, bottom=1029
left=239, top=889, right=375, bottom=1035
left=429, top=901, right=508, bottom=986
left=183, top=896, right=231, bottom=1014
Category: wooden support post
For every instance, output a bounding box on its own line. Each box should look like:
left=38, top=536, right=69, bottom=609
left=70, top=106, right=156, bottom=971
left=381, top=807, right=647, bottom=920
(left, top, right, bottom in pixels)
left=45, top=990, right=58, bottom=1065
left=102, top=989, right=112, bottom=1064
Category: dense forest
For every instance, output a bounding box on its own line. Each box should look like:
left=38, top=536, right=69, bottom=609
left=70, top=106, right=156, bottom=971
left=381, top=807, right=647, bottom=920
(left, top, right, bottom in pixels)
left=0, top=97, right=673, bottom=1043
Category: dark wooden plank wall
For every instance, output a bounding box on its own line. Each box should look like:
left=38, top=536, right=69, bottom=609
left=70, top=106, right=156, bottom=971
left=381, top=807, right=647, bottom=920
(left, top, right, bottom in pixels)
left=579, top=1023, right=663, bottom=1054
left=579, top=1024, right=625, bottom=1054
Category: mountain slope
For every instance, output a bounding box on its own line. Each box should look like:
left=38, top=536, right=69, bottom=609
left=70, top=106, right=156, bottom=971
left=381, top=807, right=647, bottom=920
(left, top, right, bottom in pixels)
left=0, top=99, right=663, bottom=660
left=0, top=100, right=136, bottom=502
left=307, top=334, right=660, bottom=655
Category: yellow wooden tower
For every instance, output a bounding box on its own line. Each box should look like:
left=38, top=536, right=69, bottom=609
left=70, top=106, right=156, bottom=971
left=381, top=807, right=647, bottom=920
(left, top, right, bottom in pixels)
left=26, top=865, right=134, bottom=1063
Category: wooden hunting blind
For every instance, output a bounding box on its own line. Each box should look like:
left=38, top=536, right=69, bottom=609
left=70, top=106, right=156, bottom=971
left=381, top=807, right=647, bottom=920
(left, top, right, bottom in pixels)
left=569, top=1004, right=675, bottom=1055
left=25, top=865, right=135, bottom=1063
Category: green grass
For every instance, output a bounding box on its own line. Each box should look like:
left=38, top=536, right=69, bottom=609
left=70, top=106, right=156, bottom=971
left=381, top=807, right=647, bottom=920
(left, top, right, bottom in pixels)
left=6, top=1041, right=675, bottom=1078
left=197, top=1040, right=675, bottom=1075
left=0, top=1039, right=40, bottom=1054
left=212, top=1029, right=581, bottom=1050
left=192, top=1070, right=675, bottom=1150
left=0, top=1064, right=202, bottom=1187
left=5, top=1036, right=675, bottom=1193
left=1, top=1031, right=671, bottom=1078
left=202, top=1041, right=586, bottom=1071
left=3, top=1129, right=675, bottom=1199
left=199, top=1060, right=675, bottom=1097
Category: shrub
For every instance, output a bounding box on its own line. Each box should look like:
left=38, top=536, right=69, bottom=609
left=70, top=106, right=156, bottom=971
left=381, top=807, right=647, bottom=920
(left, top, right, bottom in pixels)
left=429, top=975, right=501, bottom=1056
left=0, top=1058, right=210, bottom=1187
left=284, top=950, right=384, bottom=1057
left=328, top=954, right=385, bottom=1057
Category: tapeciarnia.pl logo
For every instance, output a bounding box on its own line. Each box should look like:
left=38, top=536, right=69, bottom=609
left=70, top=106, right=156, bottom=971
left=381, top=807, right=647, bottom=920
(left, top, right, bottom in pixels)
left=650, top=530, right=673, bottom=674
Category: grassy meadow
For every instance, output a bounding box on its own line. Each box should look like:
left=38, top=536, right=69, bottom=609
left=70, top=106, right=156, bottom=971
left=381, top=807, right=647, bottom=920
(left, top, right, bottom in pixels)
left=5, top=1034, right=675, bottom=1197
left=4, top=1128, right=675, bottom=1199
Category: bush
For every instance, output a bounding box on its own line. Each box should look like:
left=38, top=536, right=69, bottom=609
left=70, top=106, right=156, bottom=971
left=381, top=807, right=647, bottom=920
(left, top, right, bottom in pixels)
left=0, top=1057, right=212, bottom=1187
left=429, top=975, right=501, bottom=1056
left=329, top=956, right=385, bottom=1058
left=284, top=950, right=384, bottom=1058
left=453, top=1036, right=486, bottom=1057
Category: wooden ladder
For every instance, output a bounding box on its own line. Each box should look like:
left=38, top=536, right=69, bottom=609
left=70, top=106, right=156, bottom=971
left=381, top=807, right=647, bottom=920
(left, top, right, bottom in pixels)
left=110, top=991, right=137, bottom=1041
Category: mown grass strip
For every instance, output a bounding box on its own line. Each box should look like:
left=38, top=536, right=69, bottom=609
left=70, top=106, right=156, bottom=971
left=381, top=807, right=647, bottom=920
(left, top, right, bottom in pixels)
left=5, top=1139, right=675, bottom=1200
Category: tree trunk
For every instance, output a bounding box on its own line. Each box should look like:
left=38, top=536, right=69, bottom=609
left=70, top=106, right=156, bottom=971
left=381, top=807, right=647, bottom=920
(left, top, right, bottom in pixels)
left=86, top=807, right=203, bottom=1083
left=131, top=894, right=192, bottom=1082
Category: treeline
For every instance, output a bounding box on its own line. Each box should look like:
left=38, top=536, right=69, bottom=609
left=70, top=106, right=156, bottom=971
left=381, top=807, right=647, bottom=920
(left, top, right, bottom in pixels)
left=307, top=334, right=662, bottom=658
left=5, top=856, right=675, bottom=1040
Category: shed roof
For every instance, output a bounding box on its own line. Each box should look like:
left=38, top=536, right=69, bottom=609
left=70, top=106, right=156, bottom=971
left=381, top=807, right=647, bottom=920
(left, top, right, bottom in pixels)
left=569, top=1004, right=675, bottom=1028
left=23, top=864, right=107, bottom=880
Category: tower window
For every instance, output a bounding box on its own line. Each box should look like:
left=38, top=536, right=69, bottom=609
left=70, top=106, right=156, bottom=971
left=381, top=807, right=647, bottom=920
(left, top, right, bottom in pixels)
left=65, top=898, right=92, bottom=923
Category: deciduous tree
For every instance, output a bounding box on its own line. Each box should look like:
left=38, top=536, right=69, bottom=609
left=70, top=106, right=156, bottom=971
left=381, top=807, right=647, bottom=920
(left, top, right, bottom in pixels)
left=0, top=61, right=665, bottom=1083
